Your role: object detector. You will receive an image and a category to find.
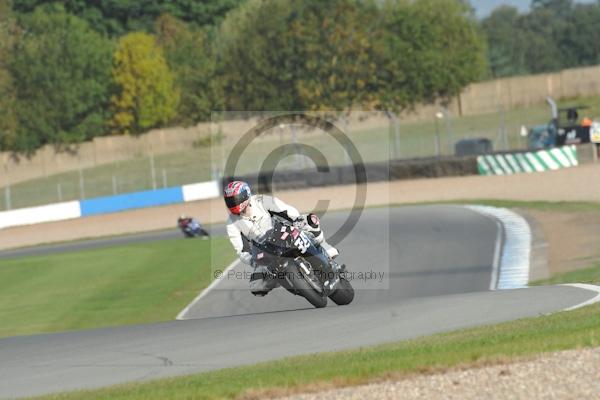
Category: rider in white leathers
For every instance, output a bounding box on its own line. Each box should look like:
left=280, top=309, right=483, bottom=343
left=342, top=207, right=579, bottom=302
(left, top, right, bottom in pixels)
left=224, top=181, right=338, bottom=296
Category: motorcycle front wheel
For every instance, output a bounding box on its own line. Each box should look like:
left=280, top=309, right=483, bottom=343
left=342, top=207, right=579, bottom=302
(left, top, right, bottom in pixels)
left=288, top=263, right=327, bottom=308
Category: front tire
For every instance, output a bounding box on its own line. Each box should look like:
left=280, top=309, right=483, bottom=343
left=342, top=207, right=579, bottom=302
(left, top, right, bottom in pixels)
left=328, top=277, right=354, bottom=305
left=289, top=263, right=327, bottom=308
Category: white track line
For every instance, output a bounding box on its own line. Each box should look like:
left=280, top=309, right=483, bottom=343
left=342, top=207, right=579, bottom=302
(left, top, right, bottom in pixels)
left=561, top=283, right=600, bottom=311
left=176, top=259, right=241, bottom=320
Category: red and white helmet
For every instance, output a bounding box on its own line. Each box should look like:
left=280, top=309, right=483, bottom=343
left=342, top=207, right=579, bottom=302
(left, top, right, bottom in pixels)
left=224, top=181, right=251, bottom=215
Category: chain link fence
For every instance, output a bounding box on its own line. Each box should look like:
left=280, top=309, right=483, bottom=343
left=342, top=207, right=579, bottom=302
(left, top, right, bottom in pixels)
left=0, top=96, right=579, bottom=211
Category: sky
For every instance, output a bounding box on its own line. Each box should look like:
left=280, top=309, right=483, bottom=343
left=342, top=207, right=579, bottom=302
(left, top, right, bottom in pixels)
left=472, top=0, right=595, bottom=18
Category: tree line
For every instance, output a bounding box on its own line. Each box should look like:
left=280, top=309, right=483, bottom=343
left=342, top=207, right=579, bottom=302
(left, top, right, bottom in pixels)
left=481, top=0, right=600, bottom=78
left=2, top=0, right=594, bottom=154
left=0, top=0, right=486, bottom=153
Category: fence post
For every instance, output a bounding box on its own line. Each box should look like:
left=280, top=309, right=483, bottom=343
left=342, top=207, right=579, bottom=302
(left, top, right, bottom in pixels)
left=78, top=167, right=85, bottom=199
left=499, top=107, right=509, bottom=150
left=393, top=115, right=401, bottom=159
left=3, top=162, right=11, bottom=210
left=150, top=153, right=157, bottom=190
left=5, top=184, right=11, bottom=210
left=290, top=124, right=307, bottom=170
left=339, top=115, right=352, bottom=165
left=211, top=163, right=222, bottom=181
left=112, top=175, right=118, bottom=195
left=162, top=169, right=167, bottom=188
left=434, top=115, right=442, bottom=157
left=57, top=183, right=63, bottom=202
left=444, top=109, right=453, bottom=155
left=386, top=111, right=401, bottom=160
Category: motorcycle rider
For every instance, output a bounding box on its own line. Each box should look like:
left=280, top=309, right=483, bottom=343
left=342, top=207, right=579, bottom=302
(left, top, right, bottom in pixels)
left=224, top=180, right=339, bottom=296
left=178, top=214, right=210, bottom=237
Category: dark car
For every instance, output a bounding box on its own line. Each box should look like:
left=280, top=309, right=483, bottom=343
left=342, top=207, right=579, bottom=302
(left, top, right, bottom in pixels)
left=454, top=138, right=493, bottom=157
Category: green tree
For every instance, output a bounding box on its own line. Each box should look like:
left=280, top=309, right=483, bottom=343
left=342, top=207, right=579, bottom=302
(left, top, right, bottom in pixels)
left=12, top=0, right=243, bottom=35
left=218, top=0, right=388, bottom=112
left=8, top=4, right=113, bottom=152
left=155, top=14, right=220, bottom=124
left=110, top=32, right=179, bottom=135
left=217, top=0, right=393, bottom=111
left=292, top=0, right=382, bottom=110
left=563, top=4, right=600, bottom=67
left=217, top=0, right=301, bottom=111
left=0, top=0, right=18, bottom=150
left=371, top=0, right=486, bottom=112
left=480, top=0, right=600, bottom=77
left=520, top=4, right=565, bottom=73
left=217, top=0, right=485, bottom=113
left=481, top=6, right=529, bottom=77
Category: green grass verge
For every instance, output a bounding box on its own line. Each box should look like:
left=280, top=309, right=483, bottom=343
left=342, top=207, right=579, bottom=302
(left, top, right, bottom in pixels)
left=0, top=238, right=235, bottom=338
left=532, top=263, right=600, bottom=286
left=33, top=301, right=600, bottom=400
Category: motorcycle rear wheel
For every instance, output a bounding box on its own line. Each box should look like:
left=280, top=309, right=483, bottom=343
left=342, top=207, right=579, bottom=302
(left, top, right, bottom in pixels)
left=328, top=277, right=354, bottom=305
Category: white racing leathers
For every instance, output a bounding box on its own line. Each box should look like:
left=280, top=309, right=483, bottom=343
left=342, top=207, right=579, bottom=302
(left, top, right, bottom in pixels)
left=226, top=194, right=338, bottom=296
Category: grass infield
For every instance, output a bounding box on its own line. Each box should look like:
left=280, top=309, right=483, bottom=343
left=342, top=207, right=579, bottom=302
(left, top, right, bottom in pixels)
left=531, top=263, right=600, bottom=286
left=0, top=237, right=234, bottom=338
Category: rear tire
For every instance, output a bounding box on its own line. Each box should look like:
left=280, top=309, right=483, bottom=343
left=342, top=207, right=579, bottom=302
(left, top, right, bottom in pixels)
left=289, top=264, right=327, bottom=308
left=329, top=277, right=354, bottom=305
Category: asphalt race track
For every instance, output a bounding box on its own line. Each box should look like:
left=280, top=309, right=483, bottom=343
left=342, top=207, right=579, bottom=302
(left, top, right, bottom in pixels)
left=0, top=205, right=598, bottom=399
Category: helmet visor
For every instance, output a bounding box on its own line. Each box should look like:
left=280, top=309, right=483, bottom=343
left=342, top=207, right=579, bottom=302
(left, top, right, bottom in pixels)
left=224, top=191, right=249, bottom=209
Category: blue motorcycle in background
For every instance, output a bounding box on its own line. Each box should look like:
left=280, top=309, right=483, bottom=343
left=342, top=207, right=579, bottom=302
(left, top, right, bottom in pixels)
left=177, top=216, right=210, bottom=238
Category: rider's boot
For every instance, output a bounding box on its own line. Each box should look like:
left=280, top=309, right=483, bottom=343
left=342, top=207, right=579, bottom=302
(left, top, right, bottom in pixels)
left=330, top=259, right=346, bottom=273
left=320, top=240, right=339, bottom=259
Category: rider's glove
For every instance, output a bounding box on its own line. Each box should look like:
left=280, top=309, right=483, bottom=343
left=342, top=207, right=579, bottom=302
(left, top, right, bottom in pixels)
left=295, top=213, right=323, bottom=244
left=294, top=213, right=320, bottom=230
left=305, top=213, right=321, bottom=230
left=293, top=217, right=307, bottom=230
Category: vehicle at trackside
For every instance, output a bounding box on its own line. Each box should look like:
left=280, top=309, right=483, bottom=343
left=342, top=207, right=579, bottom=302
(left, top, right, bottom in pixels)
left=527, top=97, right=600, bottom=151
left=250, top=216, right=354, bottom=308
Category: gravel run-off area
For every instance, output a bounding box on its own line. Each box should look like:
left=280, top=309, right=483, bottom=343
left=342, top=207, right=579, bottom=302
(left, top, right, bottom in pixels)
left=278, top=347, right=600, bottom=400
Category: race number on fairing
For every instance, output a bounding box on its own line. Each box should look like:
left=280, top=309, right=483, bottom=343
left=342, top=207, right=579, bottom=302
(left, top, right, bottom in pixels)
left=294, top=233, right=310, bottom=253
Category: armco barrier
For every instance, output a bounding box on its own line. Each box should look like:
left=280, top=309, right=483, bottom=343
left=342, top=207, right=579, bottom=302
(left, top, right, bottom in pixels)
left=0, top=182, right=221, bottom=230
left=0, top=201, right=81, bottom=230
left=224, top=156, right=478, bottom=192
left=477, top=145, right=578, bottom=175
left=0, top=146, right=580, bottom=230
left=182, top=181, right=220, bottom=202
left=0, top=156, right=479, bottom=229
left=80, top=187, right=185, bottom=217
